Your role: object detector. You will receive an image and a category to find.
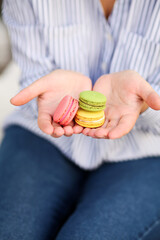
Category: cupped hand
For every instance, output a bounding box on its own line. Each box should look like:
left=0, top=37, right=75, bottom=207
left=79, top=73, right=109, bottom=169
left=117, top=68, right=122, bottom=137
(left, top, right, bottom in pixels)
left=11, top=69, right=92, bottom=137
left=83, top=70, right=160, bottom=139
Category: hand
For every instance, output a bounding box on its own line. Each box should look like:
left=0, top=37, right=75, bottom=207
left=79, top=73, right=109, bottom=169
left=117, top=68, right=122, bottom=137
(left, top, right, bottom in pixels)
left=83, top=70, right=160, bottom=139
left=11, top=69, right=92, bottom=137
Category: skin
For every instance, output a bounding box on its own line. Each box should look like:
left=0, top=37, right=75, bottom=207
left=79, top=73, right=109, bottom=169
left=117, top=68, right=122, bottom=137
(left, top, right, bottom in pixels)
left=10, top=70, right=92, bottom=138
left=11, top=70, right=160, bottom=139
left=100, top=0, right=116, bottom=19
left=83, top=70, right=160, bottom=139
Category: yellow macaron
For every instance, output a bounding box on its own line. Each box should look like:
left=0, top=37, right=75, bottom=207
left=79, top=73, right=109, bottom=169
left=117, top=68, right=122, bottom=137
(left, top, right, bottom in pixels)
left=75, top=108, right=105, bottom=128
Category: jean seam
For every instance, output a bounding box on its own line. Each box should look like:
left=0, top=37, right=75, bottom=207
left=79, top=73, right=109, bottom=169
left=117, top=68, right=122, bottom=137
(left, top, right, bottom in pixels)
left=138, top=216, right=160, bottom=240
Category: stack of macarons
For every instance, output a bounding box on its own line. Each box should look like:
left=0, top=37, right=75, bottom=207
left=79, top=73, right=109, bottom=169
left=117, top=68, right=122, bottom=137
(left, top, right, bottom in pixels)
left=75, top=91, right=107, bottom=128
left=53, top=91, right=107, bottom=128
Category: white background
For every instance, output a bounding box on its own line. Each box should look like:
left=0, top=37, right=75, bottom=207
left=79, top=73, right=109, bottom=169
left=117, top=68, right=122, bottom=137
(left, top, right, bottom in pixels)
left=0, top=20, right=20, bottom=142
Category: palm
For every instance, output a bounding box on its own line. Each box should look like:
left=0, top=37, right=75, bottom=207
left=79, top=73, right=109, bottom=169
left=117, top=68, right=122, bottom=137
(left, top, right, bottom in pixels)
left=11, top=69, right=92, bottom=137
left=11, top=70, right=160, bottom=139
left=83, top=71, right=159, bottom=139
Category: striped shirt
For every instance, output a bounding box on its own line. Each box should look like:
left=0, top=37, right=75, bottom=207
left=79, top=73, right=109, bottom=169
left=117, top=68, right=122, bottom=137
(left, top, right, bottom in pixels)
left=2, top=0, right=160, bottom=169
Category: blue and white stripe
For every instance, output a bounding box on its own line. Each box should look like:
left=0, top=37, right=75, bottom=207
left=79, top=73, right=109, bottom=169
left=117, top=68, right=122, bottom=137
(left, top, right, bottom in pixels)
left=2, top=0, right=160, bottom=169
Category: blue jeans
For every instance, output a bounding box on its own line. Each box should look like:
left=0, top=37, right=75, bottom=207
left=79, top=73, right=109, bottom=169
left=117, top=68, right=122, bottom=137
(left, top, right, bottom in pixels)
left=0, top=126, right=160, bottom=240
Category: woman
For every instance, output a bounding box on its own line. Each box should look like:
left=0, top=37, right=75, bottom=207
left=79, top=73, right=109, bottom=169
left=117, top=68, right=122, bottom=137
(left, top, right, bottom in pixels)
left=0, top=0, right=160, bottom=239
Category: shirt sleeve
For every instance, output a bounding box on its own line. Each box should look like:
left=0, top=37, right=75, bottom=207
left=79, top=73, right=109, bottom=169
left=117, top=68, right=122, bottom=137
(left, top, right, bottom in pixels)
left=2, top=0, right=60, bottom=86
left=2, top=0, right=59, bottom=117
left=111, top=0, right=160, bottom=134
left=2, top=0, right=90, bottom=117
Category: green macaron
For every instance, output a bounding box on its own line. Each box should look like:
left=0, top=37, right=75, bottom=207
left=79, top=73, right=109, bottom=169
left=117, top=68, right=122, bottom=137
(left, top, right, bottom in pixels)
left=79, top=91, right=107, bottom=111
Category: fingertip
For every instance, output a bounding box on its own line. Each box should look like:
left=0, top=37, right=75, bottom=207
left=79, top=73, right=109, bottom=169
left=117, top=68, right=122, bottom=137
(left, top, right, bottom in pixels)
left=10, top=97, right=14, bottom=105
left=10, top=93, right=27, bottom=106
left=53, top=126, right=64, bottom=137
left=151, top=93, right=160, bottom=110
left=45, top=126, right=54, bottom=135
left=107, top=131, right=117, bottom=139
left=82, top=128, right=90, bottom=135
left=73, top=125, right=83, bottom=134
left=64, top=126, right=73, bottom=136
left=38, top=123, right=53, bottom=135
left=108, top=127, right=126, bottom=139
left=87, top=129, right=96, bottom=138
left=94, top=128, right=106, bottom=138
left=10, top=96, right=18, bottom=106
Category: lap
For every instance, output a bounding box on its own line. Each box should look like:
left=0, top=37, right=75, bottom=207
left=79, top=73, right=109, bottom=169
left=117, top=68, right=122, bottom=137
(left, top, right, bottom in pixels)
left=1, top=126, right=160, bottom=240
left=0, top=125, right=86, bottom=240
left=57, top=157, right=160, bottom=240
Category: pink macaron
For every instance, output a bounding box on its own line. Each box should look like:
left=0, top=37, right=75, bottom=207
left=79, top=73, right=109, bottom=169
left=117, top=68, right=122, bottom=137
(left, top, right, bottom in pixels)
left=53, top=95, right=79, bottom=126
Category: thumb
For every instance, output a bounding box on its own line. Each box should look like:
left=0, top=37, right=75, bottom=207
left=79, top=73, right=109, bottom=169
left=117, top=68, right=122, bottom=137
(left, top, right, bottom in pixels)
left=139, top=80, right=160, bottom=110
left=10, top=77, right=49, bottom=106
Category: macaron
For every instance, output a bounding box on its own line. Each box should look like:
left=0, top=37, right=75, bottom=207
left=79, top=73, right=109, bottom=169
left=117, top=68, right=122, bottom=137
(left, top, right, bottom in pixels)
left=53, top=95, right=79, bottom=126
left=75, top=108, right=105, bottom=128
left=79, top=91, right=107, bottom=112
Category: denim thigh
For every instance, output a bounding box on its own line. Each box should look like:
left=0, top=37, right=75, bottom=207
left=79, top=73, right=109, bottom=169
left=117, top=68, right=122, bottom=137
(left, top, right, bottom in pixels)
left=0, top=125, right=87, bottom=240
left=57, top=157, right=160, bottom=240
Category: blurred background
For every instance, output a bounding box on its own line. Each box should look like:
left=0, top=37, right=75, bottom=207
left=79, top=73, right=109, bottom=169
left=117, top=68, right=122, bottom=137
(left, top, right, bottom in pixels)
left=0, top=0, right=21, bottom=142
